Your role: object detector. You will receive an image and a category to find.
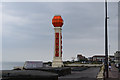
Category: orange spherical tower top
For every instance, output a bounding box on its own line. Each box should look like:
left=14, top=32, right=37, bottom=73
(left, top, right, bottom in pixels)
left=52, top=15, right=63, bottom=27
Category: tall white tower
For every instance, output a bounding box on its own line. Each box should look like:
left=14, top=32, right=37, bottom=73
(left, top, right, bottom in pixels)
left=52, top=15, right=64, bottom=67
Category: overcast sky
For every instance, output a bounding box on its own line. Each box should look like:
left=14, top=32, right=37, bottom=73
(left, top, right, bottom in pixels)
left=2, top=2, right=118, bottom=62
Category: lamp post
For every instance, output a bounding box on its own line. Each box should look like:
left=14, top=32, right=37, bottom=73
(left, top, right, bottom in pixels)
left=105, top=0, right=109, bottom=78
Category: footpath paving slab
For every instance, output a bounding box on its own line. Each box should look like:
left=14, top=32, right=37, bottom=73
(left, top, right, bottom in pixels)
left=105, top=64, right=120, bottom=80
left=109, top=64, right=119, bottom=78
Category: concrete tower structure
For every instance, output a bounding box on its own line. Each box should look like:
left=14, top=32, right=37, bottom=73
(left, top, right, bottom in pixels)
left=52, top=15, right=64, bottom=67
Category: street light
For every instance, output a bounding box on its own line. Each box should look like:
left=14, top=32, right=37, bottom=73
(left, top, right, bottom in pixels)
left=105, top=0, right=109, bottom=78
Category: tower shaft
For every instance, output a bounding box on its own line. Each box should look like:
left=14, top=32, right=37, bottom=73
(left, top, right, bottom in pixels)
left=52, top=27, right=63, bottom=67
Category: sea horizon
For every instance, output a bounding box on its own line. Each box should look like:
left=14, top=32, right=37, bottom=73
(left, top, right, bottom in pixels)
left=1, top=61, right=24, bottom=70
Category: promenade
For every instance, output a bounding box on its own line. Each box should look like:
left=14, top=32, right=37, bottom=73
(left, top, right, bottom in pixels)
left=59, top=67, right=100, bottom=80
left=106, top=64, right=120, bottom=80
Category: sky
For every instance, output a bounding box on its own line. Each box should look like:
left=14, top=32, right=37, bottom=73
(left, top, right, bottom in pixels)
left=1, top=2, right=118, bottom=62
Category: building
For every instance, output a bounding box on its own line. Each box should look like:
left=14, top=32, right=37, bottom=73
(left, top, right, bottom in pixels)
left=24, top=61, right=43, bottom=69
left=114, top=51, right=120, bottom=64
left=92, top=55, right=105, bottom=62
left=77, top=54, right=87, bottom=62
left=109, top=55, right=115, bottom=62
left=88, top=57, right=93, bottom=61
left=92, top=55, right=115, bottom=62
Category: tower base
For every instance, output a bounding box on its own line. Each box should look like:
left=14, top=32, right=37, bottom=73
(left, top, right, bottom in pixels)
left=52, top=57, right=63, bottom=67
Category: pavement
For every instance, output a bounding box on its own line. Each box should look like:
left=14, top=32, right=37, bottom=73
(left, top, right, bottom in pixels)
left=59, top=67, right=100, bottom=80
left=105, top=63, right=120, bottom=80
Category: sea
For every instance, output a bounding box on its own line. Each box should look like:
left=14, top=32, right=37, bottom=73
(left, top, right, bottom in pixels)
left=1, top=62, right=24, bottom=70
